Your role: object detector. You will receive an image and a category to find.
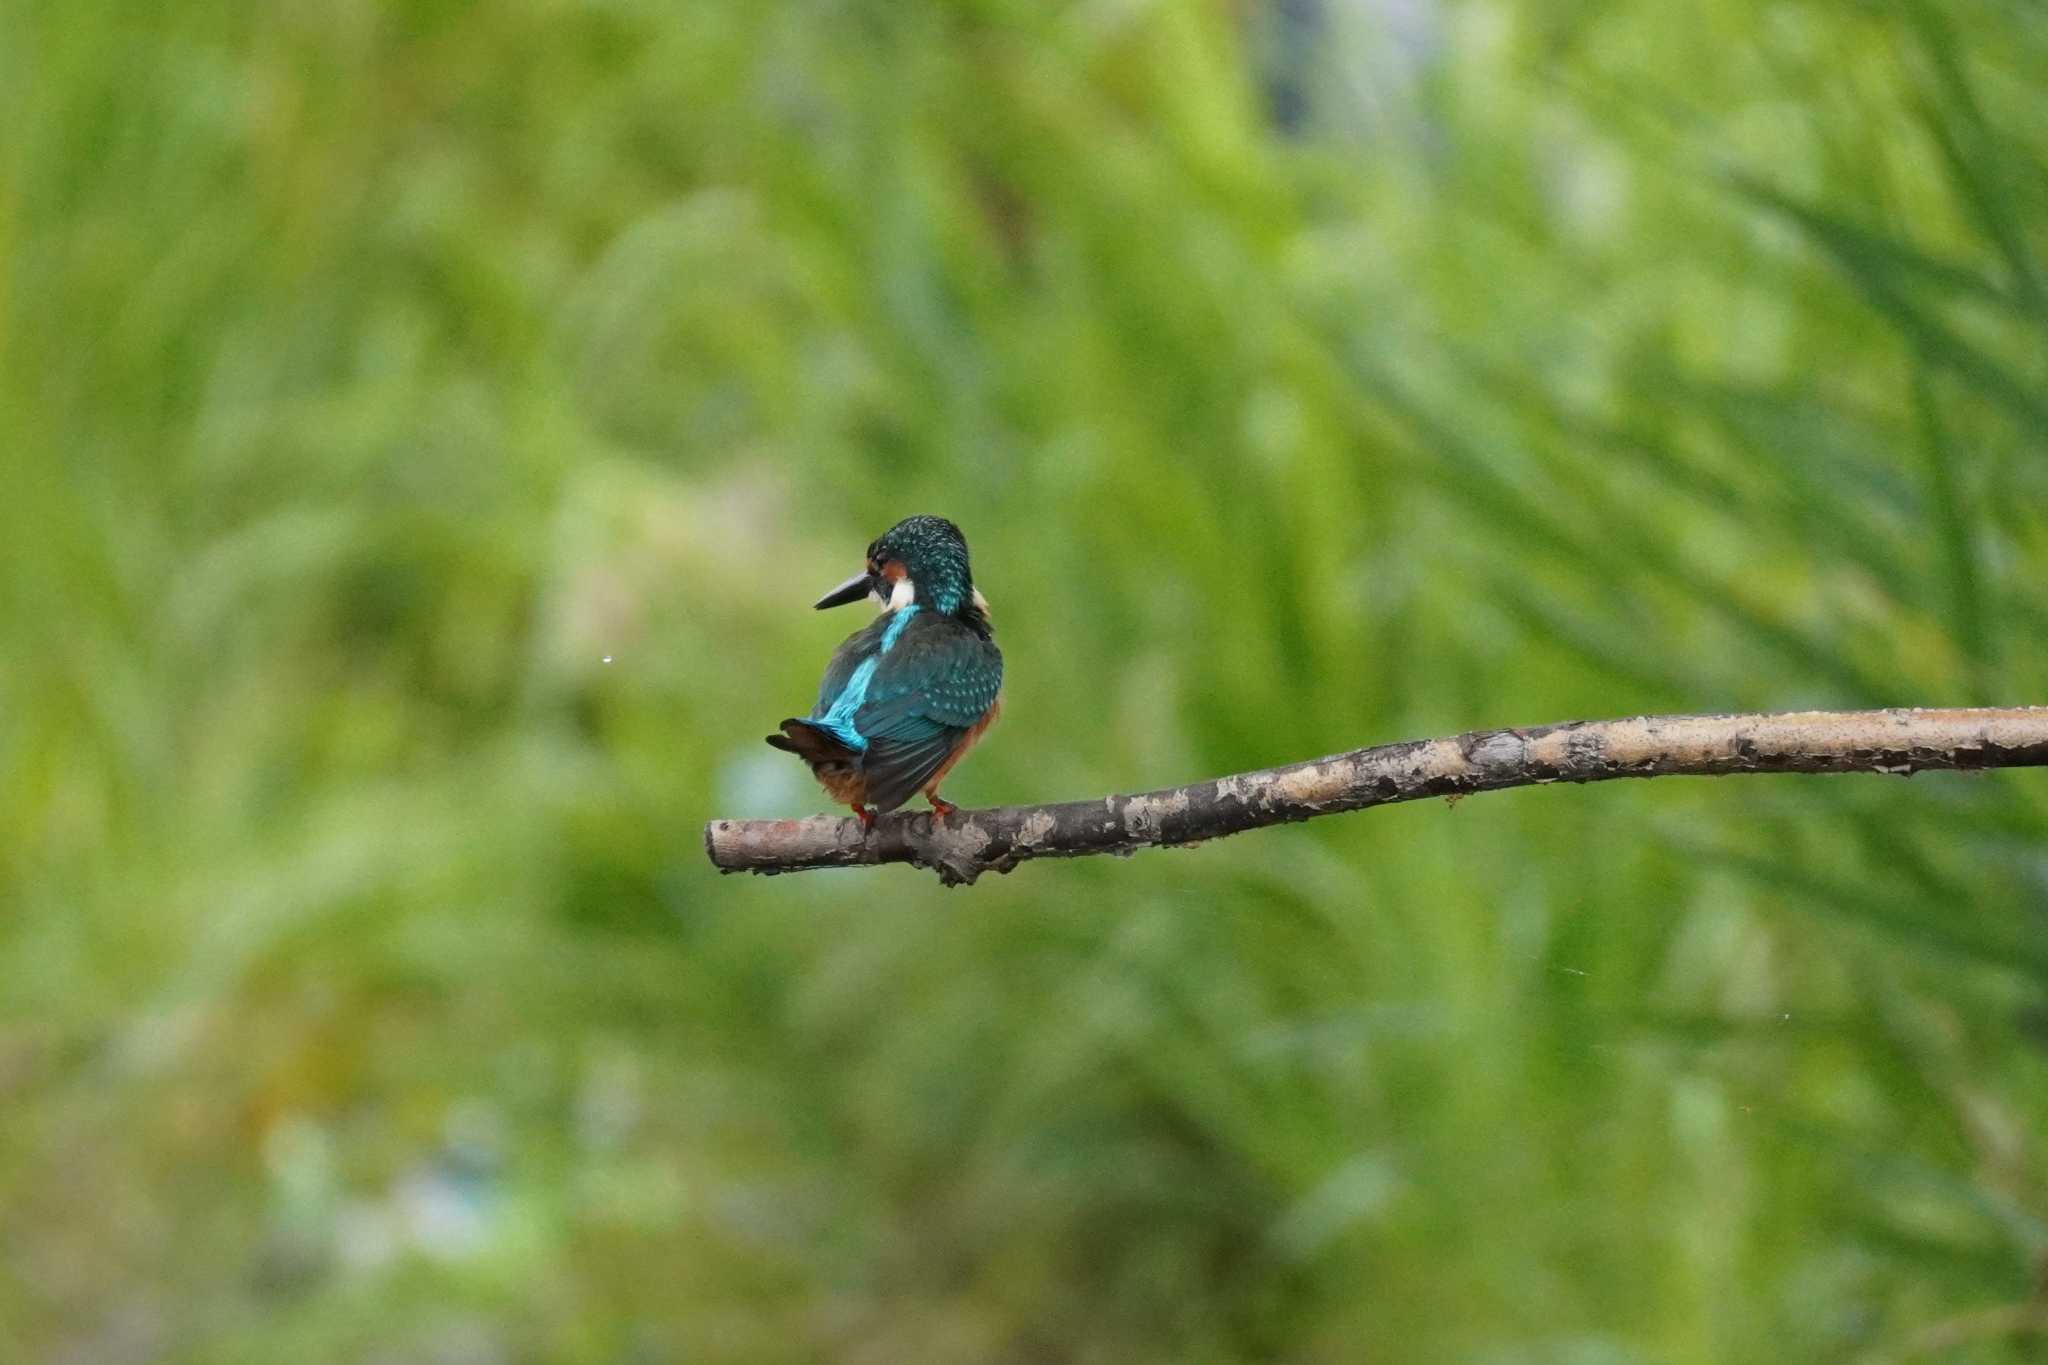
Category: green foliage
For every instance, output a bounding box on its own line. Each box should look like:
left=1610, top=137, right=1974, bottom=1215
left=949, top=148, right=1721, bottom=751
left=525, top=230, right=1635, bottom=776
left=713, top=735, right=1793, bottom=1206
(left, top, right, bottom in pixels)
left=4, top=0, right=2047, bottom=1360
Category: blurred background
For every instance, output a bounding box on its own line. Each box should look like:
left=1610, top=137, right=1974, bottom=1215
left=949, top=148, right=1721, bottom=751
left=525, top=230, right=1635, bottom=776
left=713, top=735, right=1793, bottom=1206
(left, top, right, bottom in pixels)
left=5, top=0, right=2048, bottom=1360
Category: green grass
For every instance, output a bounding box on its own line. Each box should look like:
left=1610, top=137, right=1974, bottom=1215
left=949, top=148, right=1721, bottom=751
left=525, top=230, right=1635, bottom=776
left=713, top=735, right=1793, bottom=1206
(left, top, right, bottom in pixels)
left=4, top=0, right=2048, bottom=1360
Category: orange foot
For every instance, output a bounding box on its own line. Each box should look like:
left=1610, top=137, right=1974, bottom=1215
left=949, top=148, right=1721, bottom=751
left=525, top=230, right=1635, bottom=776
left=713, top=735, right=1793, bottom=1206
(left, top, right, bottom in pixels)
left=926, top=794, right=958, bottom=822
left=849, top=804, right=876, bottom=831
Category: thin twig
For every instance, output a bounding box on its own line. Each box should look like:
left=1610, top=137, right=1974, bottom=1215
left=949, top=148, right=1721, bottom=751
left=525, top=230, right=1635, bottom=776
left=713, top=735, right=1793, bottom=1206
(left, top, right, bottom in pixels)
left=705, top=707, right=2048, bottom=886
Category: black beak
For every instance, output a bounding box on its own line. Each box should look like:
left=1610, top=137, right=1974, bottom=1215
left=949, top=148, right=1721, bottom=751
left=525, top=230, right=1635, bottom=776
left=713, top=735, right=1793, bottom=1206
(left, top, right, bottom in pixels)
left=814, top=570, right=875, bottom=610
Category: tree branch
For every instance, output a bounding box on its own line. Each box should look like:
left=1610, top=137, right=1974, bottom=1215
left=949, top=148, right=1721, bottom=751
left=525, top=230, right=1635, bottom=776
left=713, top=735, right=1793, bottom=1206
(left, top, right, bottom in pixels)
left=704, top=707, right=2048, bottom=886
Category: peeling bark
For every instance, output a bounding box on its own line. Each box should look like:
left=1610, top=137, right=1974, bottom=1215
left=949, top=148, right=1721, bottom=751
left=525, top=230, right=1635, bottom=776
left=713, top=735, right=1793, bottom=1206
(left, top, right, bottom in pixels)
left=704, top=707, right=2048, bottom=886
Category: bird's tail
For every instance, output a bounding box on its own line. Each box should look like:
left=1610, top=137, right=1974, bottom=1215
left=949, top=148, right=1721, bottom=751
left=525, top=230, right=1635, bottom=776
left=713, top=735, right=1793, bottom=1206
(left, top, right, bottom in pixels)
left=764, top=718, right=861, bottom=765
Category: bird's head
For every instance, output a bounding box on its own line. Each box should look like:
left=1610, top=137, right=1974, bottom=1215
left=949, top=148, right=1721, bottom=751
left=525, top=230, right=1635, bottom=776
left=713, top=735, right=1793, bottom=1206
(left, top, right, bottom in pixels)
left=814, top=514, right=983, bottom=617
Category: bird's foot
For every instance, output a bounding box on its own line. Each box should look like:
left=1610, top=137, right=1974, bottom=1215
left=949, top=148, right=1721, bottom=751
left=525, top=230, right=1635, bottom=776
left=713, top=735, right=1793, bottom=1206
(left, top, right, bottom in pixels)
left=850, top=805, right=877, bottom=832
left=926, top=794, right=958, bottom=823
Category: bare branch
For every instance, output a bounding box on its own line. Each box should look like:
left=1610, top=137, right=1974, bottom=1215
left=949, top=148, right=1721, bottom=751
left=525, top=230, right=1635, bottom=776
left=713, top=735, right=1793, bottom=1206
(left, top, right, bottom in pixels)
left=704, top=707, right=2048, bottom=886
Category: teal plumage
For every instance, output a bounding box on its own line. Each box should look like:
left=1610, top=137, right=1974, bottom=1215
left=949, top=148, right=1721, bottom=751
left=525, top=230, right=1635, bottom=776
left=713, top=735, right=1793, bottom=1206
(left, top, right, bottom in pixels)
left=767, top=517, right=1003, bottom=824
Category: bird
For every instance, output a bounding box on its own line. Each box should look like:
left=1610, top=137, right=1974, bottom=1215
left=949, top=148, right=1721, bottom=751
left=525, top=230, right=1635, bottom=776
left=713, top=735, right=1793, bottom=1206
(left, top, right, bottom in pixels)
left=766, top=515, right=1003, bottom=829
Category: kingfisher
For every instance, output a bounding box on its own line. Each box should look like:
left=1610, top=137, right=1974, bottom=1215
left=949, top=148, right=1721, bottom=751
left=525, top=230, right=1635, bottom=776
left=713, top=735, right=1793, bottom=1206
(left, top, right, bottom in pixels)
left=766, top=515, right=1003, bottom=829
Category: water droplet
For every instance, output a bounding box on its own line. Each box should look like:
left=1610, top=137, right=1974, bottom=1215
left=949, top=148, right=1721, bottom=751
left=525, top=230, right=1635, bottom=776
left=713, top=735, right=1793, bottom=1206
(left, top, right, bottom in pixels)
left=601, top=655, right=614, bottom=665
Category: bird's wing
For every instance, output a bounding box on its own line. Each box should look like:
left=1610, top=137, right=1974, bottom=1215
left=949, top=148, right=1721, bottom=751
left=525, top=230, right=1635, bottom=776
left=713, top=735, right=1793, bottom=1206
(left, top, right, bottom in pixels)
left=848, top=616, right=1003, bottom=811
left=856, top=731, right=964, bottom=813
left=855, top=617, right=1003, bottom=736
left=810, top=615, right=891, bottom=718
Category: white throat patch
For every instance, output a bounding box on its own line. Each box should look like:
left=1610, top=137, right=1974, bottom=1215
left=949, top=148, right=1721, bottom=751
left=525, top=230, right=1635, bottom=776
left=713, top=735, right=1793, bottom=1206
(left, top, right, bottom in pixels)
left=888, top=578, right=917, bottom=611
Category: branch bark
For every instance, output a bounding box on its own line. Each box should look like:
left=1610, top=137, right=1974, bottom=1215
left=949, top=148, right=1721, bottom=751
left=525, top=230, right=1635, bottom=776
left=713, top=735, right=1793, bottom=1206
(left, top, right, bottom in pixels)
left=705, top=707, right=2048, bottom=886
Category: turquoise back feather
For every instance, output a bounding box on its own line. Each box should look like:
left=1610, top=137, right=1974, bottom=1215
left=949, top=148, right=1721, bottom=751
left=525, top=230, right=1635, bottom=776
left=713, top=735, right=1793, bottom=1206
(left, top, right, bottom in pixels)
left=805, top=608, right=1003, bottom=811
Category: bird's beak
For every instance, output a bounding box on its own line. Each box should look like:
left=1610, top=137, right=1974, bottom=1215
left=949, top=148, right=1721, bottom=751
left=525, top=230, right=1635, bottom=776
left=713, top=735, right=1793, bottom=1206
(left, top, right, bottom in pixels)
left=814, top=570, right=875, bottom=610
